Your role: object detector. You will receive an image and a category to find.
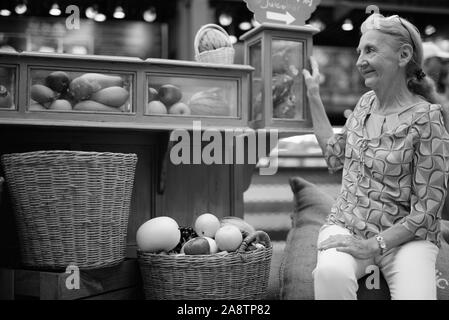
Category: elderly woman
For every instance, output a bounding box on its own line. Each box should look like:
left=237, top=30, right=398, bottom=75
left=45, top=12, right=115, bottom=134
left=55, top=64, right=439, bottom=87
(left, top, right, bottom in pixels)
left=302, top=14, right=449, bottom=300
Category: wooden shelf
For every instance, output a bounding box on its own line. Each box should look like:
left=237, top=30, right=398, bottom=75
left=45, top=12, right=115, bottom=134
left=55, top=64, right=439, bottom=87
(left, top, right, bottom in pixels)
left=0, top=259, right=143, bottom=300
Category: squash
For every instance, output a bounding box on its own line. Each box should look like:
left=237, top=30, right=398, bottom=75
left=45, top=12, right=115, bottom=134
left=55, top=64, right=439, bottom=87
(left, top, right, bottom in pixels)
left=49, top=99, right=72, bottom=111
left=188, top=88, right=229, bottom=116
left=90, top=86, right=129, bottom=108
left=73, top=100, right=122, bottom=112
left=69, top=77, right=95, bottom=101
left=29, top=102, right=47, bottom=111
left=30, top=84, right=57, bottom=108
left=80, top=73, right=124, bottom=90
left=69, top=73, right=124, bottom=101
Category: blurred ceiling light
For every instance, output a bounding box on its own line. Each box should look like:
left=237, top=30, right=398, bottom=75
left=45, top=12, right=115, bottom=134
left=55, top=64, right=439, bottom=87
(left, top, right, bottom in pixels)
left=113, top=6, right=125, bottom=19
left=0, top=9, right=11, bottom=16
left=229, top=35, right=237, bottom=45
left=309, top=19, right=326, bottom=31
left=85, top=6, right=97, bottom=19
left=239, top=21, right=252, bottom=31
left=15, top=1, right=27, bottom=15
left=49, top=3, right=61, bottom=16
left=425, top=25, right=436, bottom=36
left=251, top=18, right=260, bottom=28
left=218, top=13, right=232, bottom=26
left=342, top=19, right=353, bottom=31
left=143, top=7, right=157, bottom=22
left=94, top=12, right=106, bottom=22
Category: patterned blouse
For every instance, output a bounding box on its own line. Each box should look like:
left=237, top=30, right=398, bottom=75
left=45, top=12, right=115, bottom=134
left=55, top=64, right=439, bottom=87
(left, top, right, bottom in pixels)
left=325, top=91, right=449, bottom=246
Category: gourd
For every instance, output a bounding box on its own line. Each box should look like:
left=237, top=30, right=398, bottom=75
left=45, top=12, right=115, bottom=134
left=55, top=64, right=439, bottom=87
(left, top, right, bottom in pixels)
left=69, top=73, right=124, bottom=101
left=90, top=86, right=129, bottom=108
left=30, top=84, right=57, bottom=108
left=73, top=100, right=121, bottom=112
left=49, top=99, right=72, bottom=111
left=188, top=88, right=229, bottom=116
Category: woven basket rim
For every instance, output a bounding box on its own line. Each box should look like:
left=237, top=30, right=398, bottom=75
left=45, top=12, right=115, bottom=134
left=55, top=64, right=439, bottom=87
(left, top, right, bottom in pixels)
left=1, top=150, right=138, bottom=166
left=138, top=244, right=272, bottom=256
left=2, top=150, right=137, bottom=158
left=137, top=246, right=273, bottom=265
left=195, top=46, right=235, bottom=64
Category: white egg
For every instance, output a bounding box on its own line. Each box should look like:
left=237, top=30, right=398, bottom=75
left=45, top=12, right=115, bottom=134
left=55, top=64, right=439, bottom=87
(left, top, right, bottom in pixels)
left=136, top=216, right=180, bottom=253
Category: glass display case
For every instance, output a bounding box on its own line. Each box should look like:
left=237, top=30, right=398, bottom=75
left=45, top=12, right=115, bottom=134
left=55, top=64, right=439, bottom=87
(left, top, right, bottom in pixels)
left=241, top=23, right=319, bottom=133
left=146, top=75, right=238, bottom=117
left=0, top=65, right=17, bottom=110
left=28, top=69, right=133, bottom=113
left=0, top=52, right=253, bottom=130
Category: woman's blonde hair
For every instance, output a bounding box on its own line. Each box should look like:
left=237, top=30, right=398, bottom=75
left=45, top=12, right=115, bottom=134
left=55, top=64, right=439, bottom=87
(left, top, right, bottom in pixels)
left=361, top=14, right=436, bottom=102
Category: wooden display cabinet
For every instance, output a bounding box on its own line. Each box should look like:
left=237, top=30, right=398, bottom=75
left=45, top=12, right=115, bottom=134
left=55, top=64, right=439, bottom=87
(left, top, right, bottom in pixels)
left=0, top=51, right=253, bottom=131
left=0, top=50, right=310, bottom=299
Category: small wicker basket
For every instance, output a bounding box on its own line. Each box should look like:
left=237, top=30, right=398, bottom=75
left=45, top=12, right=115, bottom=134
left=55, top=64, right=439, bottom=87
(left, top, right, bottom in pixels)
left=1, top=150, right=138, bottom=270
left=137, top=230, right=272, bottom=300
left=194, top=24, right=235, bottom=64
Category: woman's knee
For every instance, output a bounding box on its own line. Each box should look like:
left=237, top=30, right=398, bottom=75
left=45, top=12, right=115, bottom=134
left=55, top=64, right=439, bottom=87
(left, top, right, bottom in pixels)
left=313, top=258, right=358, bottom=285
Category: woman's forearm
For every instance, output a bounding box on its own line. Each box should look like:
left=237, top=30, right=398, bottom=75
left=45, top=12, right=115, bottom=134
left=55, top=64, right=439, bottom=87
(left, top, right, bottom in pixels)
left=308, top=93, right=334, bottom=153
left=439, top=102, right=449, bottom=133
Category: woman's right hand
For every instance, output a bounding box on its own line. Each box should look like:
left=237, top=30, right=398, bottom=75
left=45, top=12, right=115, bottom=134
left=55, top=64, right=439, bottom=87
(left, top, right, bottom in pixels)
left=302, top=56, right=321, bottom=97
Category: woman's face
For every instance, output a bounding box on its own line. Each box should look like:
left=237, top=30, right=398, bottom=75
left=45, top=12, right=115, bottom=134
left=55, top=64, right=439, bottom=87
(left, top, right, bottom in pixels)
left=356, top=30, right=403, bottom=91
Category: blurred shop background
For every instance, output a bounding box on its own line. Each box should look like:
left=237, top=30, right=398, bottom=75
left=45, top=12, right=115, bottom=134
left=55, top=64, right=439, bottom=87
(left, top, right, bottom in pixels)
left=1, top=0, right=449, bottom=243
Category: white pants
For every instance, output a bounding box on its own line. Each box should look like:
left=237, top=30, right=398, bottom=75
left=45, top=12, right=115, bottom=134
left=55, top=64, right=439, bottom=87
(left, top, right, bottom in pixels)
left=313, top=224, right=439, bottom=300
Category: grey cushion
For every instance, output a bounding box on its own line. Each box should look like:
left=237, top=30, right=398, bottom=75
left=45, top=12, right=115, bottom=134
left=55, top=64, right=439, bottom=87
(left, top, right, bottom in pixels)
left=280, top=176, right=449, bottom=300
left=280, top=177, right=330, bottom=300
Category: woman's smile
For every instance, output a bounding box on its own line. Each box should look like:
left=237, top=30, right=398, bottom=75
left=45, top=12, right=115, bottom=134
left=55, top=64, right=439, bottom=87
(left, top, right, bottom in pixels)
left=361, top=69, right=376, bottom=78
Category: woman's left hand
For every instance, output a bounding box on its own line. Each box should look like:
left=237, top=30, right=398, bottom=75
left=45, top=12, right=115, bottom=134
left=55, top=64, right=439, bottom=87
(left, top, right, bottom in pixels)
left=318, top=234, right=379, bottom=259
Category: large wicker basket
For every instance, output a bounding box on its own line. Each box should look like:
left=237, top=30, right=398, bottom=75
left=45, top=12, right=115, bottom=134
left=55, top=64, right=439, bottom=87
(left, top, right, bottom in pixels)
left=194, top=24, right=235, bottom=64
left=137, top=231, right=272, bottom=300
left=1, top=150, right=138, bottom=270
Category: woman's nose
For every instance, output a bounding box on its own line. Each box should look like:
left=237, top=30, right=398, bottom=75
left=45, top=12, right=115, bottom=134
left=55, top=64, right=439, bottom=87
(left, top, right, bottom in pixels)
left=356, top=56, right=368, bottom=69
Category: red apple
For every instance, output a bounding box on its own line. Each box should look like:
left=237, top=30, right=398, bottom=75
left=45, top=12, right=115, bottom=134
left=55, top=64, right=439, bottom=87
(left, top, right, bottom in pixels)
left=146, top=101, right=167, bottom=115
left=158, top=84, right=182, bottom=107
left=168, top=102, right=191, bottom=115
left=181, top=237, right=210, bottom=255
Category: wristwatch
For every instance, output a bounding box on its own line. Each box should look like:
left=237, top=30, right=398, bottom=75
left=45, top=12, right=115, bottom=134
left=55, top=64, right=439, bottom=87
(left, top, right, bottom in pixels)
left=375, top=235, right=387, bottom=255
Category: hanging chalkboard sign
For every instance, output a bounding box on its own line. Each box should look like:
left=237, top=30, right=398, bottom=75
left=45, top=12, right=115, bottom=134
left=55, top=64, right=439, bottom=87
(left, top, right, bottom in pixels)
left=244, top=0, right=321, bottom=26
